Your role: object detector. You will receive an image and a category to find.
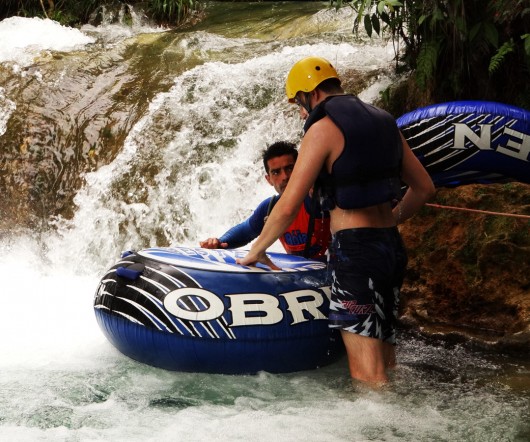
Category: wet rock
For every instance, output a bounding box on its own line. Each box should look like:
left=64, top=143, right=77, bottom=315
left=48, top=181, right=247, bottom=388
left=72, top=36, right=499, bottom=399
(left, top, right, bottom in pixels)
left=399, top=183, right=530, bottom=352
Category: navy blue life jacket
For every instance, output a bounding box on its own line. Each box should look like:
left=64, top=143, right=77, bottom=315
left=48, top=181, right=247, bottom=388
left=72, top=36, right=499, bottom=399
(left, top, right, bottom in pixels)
left=304, top=95, right=403, bottom=210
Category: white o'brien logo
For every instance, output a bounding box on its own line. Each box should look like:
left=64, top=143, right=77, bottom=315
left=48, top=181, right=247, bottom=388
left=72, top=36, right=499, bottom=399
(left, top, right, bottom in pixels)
left=164, top=288, right=225, bottom=321
left=163, top=287, right=331, bottom=326
left=452, top=123, right=529, bottom=161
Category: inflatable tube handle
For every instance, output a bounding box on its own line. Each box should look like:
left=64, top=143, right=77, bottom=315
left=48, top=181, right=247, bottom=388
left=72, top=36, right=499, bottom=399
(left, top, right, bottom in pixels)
left=116, top=264, right=144, bottom=280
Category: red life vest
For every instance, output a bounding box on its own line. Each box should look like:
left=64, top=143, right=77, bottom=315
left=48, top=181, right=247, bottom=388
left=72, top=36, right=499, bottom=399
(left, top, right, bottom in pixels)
left=279, top=204, right=330, bottom=260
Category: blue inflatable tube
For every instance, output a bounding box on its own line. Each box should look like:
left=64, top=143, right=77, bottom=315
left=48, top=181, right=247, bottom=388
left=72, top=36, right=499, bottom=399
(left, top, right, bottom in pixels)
left=94, top=247, right=343, bottom=374
left=95, top=101, right=529, bottom=374
left=397, top=101, right=530, bottom=187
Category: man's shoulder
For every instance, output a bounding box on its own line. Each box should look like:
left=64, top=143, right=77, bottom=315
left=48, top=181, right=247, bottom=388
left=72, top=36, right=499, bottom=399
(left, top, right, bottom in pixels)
left=251, top=195, right=278, bottom=218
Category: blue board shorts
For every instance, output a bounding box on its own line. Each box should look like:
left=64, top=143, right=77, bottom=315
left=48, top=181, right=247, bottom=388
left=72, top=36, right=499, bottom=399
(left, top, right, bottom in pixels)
left=328, top=227, right=407, bottom=344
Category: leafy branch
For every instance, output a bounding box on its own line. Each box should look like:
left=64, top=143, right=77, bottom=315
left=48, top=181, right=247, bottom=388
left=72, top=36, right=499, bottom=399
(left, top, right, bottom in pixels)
left=333, top=0, right=530, bottom=106
left=489, top=40, right=515, bottom=74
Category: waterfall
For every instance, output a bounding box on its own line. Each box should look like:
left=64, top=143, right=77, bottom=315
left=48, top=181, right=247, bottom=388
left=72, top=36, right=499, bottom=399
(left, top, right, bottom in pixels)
left=1, top=4, right=397, bottom=273
left=1, top=4, right=527, bottom=441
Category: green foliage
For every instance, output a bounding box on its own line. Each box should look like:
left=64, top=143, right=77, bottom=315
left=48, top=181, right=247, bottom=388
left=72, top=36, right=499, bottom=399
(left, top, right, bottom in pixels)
left=415, top=40, right=439, bottom=89
left=333, top=0, right=405, bottom=42
left=335, top=0, right=530, bottom=106
left=489, top=40, right=515, bottom=74
left=353, top=0, right=403, bottom=37
left=1, top=0, right=41, bottom=18
left=523, top=33, right=530, bottom=57
left=0, top=1, right=100, bottom=23
left=147, top=0, right=196, bottom=24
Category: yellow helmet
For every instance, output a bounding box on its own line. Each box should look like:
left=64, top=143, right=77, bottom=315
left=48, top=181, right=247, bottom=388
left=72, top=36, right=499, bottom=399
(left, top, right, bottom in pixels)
left=285, top=56, right=340, bottom=102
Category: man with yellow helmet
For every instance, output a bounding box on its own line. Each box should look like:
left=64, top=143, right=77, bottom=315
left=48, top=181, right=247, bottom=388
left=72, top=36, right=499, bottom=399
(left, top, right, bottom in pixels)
left=285, top=56, right=340, bottom=100
left=238, top=56, right=435, bottom=387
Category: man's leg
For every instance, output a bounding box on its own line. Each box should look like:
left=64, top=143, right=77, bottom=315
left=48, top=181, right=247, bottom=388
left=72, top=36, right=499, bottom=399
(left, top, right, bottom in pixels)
left=383, top=342, right=396, bottom=369
left=340, top=330, right=388, bottom=386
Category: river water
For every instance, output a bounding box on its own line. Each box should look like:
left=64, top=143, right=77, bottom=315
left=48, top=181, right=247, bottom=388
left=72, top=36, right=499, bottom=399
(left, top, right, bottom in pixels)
left=0, top=3, right=528, bottom=441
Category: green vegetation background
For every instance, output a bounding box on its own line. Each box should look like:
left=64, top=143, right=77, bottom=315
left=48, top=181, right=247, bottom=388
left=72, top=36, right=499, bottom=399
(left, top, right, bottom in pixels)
left=1, top=1, right=529, bottom=110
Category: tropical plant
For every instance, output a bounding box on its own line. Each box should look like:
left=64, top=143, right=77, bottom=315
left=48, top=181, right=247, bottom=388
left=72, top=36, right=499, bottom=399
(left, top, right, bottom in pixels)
left=148, top=0, right=196, bottom=25
left=332, top=0, right=530, bottom=107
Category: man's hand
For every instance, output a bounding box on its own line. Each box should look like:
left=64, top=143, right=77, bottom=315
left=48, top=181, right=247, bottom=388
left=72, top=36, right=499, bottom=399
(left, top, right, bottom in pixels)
left=199, top=238, right=228, bottom=249
left=236, top=250, right=281, bottom=271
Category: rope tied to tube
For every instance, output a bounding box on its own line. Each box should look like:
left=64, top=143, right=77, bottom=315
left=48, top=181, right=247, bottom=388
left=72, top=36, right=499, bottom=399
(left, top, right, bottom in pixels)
left=425, top=203, right=530, bottom=220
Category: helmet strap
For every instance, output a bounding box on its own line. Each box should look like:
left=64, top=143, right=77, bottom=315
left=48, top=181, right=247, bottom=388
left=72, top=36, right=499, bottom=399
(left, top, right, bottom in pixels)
left=302, top=92, right=313, bottom=114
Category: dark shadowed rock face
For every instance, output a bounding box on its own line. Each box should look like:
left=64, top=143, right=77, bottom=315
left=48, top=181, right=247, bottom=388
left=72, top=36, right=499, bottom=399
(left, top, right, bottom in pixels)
left=399, top=182, right=530, bottom=352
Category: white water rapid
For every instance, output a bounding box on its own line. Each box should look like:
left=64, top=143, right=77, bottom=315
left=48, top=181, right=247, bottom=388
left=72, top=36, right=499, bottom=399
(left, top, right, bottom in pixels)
left=0, top=4, right=528, bottom=441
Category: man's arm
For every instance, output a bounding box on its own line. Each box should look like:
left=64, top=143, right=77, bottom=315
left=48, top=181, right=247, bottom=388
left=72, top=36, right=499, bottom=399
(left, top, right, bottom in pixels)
left=199, top=198, right=271, bottom=249
left=238, top=120, right=331, bottom=267
left=392, top=133, right=436, bottom=224
left=199, top=237, right=229, bottom=249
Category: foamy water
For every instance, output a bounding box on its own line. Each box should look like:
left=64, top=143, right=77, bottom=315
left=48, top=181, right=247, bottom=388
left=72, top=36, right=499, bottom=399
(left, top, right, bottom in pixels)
left=0, top=8, right=528, bottom=442
left=0, top=17, right=95, bottom=66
